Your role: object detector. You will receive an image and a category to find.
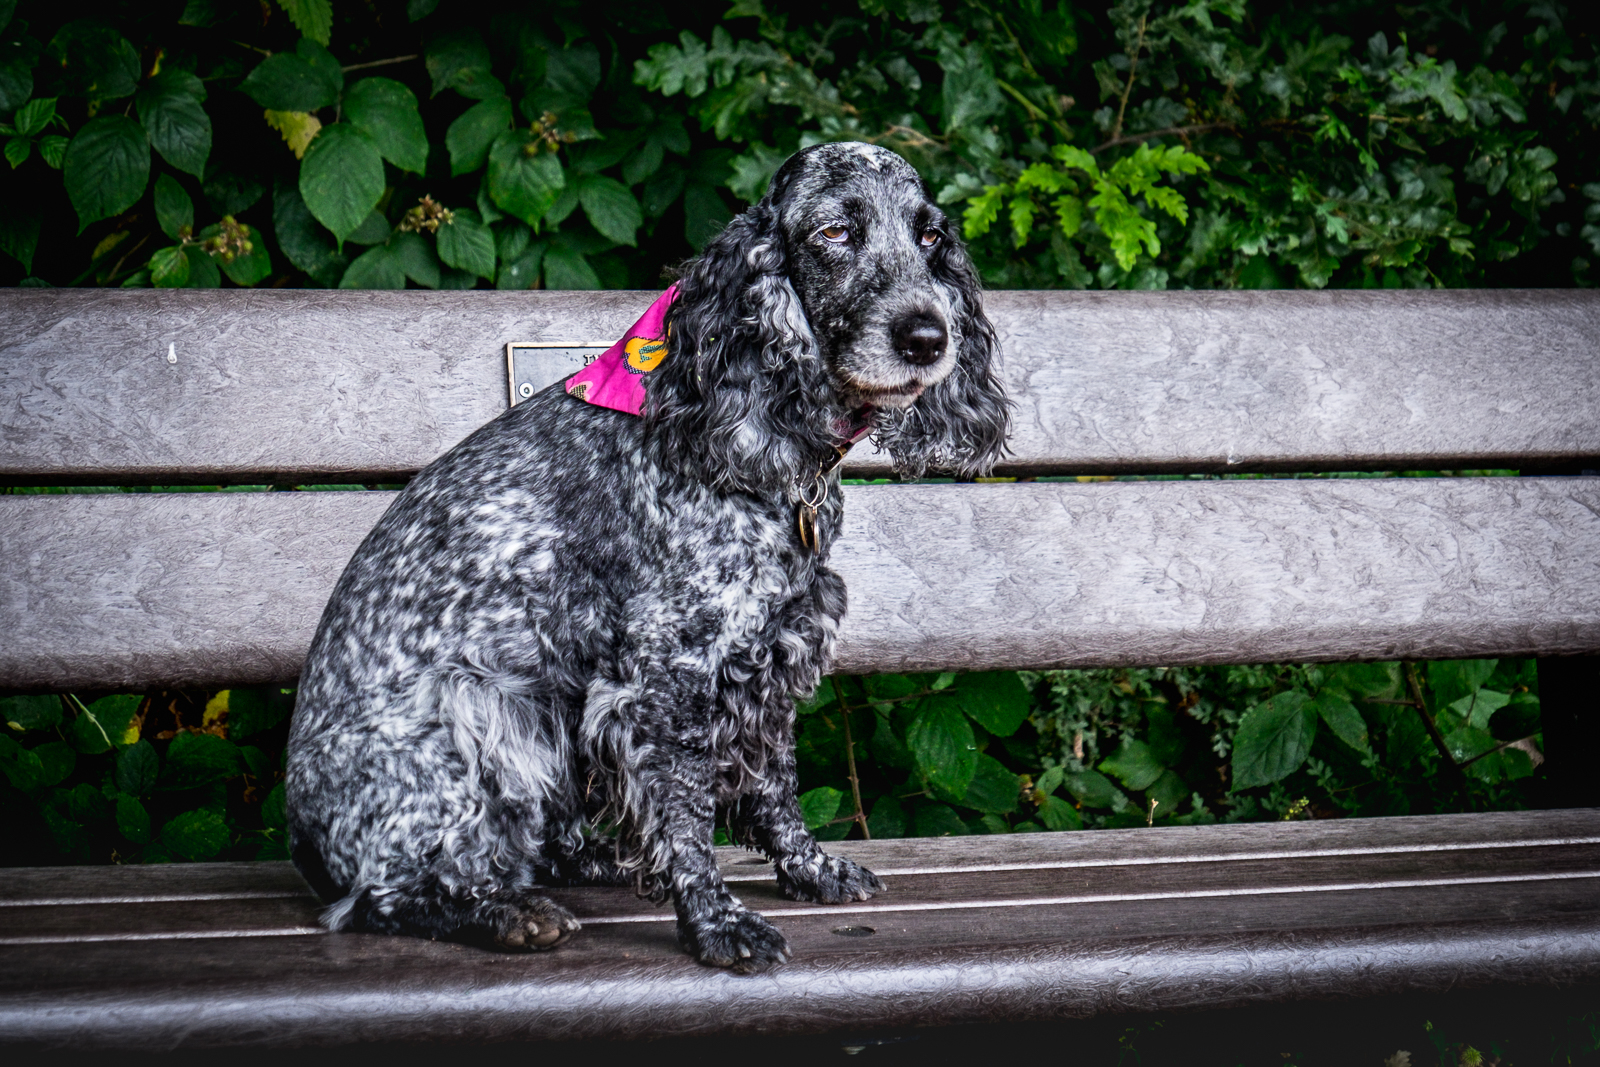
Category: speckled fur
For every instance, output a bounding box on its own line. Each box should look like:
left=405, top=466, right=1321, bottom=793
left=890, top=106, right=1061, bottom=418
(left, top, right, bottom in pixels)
left=286, top=143, right=1009, bottom=972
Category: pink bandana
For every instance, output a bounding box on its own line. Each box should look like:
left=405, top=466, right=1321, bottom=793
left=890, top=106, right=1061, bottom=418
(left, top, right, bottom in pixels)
left=564, top=286, right=679, bottom=416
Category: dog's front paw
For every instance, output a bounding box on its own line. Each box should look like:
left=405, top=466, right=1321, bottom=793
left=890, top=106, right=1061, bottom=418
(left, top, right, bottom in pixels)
left=678, top=907, right=790, bottom=974
left=494, top=897, right=581, bottom=952
left=777, top=852, right=884, bottom=904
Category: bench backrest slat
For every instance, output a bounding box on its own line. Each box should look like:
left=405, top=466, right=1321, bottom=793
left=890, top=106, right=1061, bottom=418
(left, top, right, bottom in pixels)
left=4, top=289, right=1598, bottom=485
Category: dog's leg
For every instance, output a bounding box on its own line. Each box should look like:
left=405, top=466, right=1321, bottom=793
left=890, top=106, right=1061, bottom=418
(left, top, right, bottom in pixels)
left=335, top=868, right=581, bottom=951
left=732, top=745, right=884, bottom=904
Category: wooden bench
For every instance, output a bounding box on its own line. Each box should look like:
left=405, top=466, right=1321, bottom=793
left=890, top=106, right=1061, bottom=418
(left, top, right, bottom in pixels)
left=2, top=288, right=1599, bottom=1050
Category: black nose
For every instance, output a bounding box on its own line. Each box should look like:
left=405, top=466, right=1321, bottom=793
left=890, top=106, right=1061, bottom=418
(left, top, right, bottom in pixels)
left=891, top=313, right=948, bottom=367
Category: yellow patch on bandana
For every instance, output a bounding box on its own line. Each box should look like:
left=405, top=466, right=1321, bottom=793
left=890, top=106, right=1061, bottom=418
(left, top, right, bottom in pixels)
left=625, top=335, right=668, bottom=373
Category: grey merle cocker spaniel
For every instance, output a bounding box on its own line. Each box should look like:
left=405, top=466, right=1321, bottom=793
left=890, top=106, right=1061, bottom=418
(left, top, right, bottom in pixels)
left=286, top=142, right=1010, bottom=972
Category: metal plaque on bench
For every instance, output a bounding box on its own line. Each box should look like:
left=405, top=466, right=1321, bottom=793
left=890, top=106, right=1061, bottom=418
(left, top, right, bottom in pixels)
left=504, top=342, right=612, bottom=407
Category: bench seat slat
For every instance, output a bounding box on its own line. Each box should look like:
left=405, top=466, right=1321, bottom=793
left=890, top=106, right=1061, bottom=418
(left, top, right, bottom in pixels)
left=2, top=811, right=1596, bottom=1048
left=4, top=477, right=1598, bottom=691
left=3, top=289, right=1598, bottom=484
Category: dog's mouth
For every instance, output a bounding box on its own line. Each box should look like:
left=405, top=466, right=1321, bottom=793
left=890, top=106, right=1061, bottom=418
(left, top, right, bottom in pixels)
left=843, top=381, right=926, bottom=409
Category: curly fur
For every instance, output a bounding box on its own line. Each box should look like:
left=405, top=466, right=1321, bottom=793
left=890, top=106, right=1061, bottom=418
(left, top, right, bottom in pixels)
left=286, top=142, right=1009, bottom=972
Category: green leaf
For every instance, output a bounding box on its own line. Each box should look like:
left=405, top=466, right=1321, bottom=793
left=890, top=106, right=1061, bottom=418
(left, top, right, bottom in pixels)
left=388, top=231, right=440, bottom=289
left=798, top=785, right=844, bottom=830
left=4, top=134, right=29, bottom=168
left=446, top=95, right=511, bottom=176
left=1318, top=662, right=1401, bottom=701
left=159, top=731, right=242, bottom=791
left=262, top=781, right=288, bottom=830
left=278, top=0, right=333, bottom=46
left=116, top=738, right=159, bottom=795
left=0, top=210, right=40, bottom=272
left=1231, top=691, right=1318, bottom=790
left=239, top=51, right=340, bottom=112
left=13, top=96, right=54, bottom=137
left=149, top=245, right=191, bottom=288
left=0, top=27, right=39, bottom=111
left=0, top=735, right=42, bottom=790
left=339, top=243, right=405, bottom=288
left=63, top=115, right=149, bottom=231
left=153, top=173, right=194, bottom=239
left=541, top=243, right=599, bottom=289
left=1449, top=688, right=1513, bottom=732
left=435, top=206, right=495, bottom=279
left=1037, top=793, right=1082, bottom=831
left=2, top=694, right=61, bottom=732
left=1061, top=769, right=1121, bottom=808
left=295, top=38, right=344, bottom=94
left=34, top=741, right=74, bottom=787
left=299, top=123, right=386, bottom=242
left=578, top=175, right=642, bottom=246
left=408, top=0, right=441, bottom=21
left=1427, top=660, right=1497, bottom=710
left=1313, top=692, right=1370, bottom=752
left=683, top=181, right=731, bottom=251
left=796, top=677, right=837, bottom=716
left=952, top=672, right=1031, bottom=737
left=864, top=675, right=920, bottom=702
left=426, top=27, right=494, bottom=98
left=136, top=74, right=211, bottom=177
left=48, top=20, right=140, bottom=101
left=487, top=131, right=565, bottom=224
left=70, top=694, right=140, bottom=754
left=495, top=240, right=543, bottom=290
left=220, top=239, right=271, bottom=287
left=345, top=210, right=391, bottom=246
left=913, top=803, right=968, bottom=837
left=183, top=243, right=221, bottom=288
left=115, top=793, right=152, bottom=843
left=867, top=795, right=905, bottom=838
left=1148, top=770, right=1190, bottom=812
left=1098, top=740, right=1165, bottom=792
left=159, top=809, right=230, bottom=860
left=272, top=177, right=347, bottom=286
left=37, top=135, right=66, bottom=170
left=343, top=77, right=428, bottom=174
left=961, top=754, right=1021, bottom=814
left=203, top=169, right=265, bottom=216
left=907, top=698, right=977, bottom=800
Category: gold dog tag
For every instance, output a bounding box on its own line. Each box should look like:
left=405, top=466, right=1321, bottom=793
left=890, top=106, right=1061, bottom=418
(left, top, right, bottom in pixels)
left=796, top=503, right=818, bottom=553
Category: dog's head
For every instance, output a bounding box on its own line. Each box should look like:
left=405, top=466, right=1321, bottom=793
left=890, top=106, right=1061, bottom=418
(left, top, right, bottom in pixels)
left=648, top=142, right=1010, bottom=492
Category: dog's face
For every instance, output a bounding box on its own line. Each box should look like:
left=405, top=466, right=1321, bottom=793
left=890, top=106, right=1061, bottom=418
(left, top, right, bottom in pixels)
left=770, top=143, right=963, bottom=411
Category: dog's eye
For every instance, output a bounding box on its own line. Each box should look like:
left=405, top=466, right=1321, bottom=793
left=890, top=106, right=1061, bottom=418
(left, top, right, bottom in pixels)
left=820, top=226, right=850, bottom=244
left=920, top=228, right=942, bottom=249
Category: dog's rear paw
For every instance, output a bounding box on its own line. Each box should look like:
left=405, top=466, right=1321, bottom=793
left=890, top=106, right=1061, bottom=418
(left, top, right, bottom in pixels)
left=777, top=853, right=884, bottom=904
left=495, top=898, right=581, bottom=952
left=679, top=908, right=790, bottom=974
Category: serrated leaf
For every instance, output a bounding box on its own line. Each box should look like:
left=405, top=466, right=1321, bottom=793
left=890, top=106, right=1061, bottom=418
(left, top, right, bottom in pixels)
left=1098, top=739, right=1165, bottom=791
left=115, top=793, right=152, bottom=843
left=299, top=122, right=385, bottom=242
left=576, top=175, right=641, bottom=246
left=435, top=206, right=495, bottom=279
left=1428, top=660, right=1497, bottom=710
left=37, top=135, right=66, bottom=169
left=495, top=241, right=544, bottom=290
left=345, top=210, right=390, bottom=245
left=159, top=809, right=230, bottom=860
left=1231, top=691, right=1318, bottom=790
left=446, top=95, right=511, bottom=176
left=952, top=671, right=1031, bottom=737
left=183, top=243, right=221, bottom=288
left=0, top=30, right=38, bottom=111
left=1148, top=770, right=1190, bottom=811
left=798, top=785, right=844, bottom=830
left=1449, top=687, right=1513, bottom=732
left=913, top=803, right=968, bottom=837
left=48, top=20, right=140, bottom=102
left=907, top=699, right=977, bottom=800
left=961, top=754, right=1021, bottom=814
left=13, top=96, right=53, bottom=137
left=34, top=741, right=74, bottom=787
left=386, top=231, right=440, bottom=289
left=220, top=239, right=271, bottom=287
left=1318, top=662, right=1401, bottom=701
left=202, top=169, right=264, bottom=216
left=683, top=181, right=731, bottom=251
left=239, top=52, right=339, bottom=112
left=149, top=245, right=191, bottom=287
left=0, top=735, right=42, bottom=790
left=1037, top=793, right=1082, bottom=831
left=426, top=27, right=493, bottom=98
left=1, top=694, right=60, bottom=732
left=116, top=738, right=159, bottom=795
left=264, top=109, right=322, bottom=158
left=159, top=731, right=241, bottom=790
left=541, top=243, right=598, bottom=289
left=278, top=0, right=333, bottom=46
left=867, top=795, right=905, bottom=839
left=262, top=781, right=288, bottom=830
left=153, top=173, right=193, bottom=239
left=343, top=77, right=428, bottom=174
left=4, top=135, right=28, bottom=168
left=136, top=78, right=211, bottom=177
left=1314, top=692, right=1370, bottom=752
left=272, top=177, right=346, bottom=286
left=796, top=677, right=837, bottom=716
left=63, top=115, right=149, bottom=231
left=487, top=131, right=565, bottom=224
left=0, top=210, right=39, bottom=271
left=339, top=243, right=405, bottom=288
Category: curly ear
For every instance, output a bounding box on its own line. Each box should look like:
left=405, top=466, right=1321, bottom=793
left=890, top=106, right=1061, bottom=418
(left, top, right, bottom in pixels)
left=876, top=248, right=1012, bottom=479
left=644, top=202, right=835, bottom=494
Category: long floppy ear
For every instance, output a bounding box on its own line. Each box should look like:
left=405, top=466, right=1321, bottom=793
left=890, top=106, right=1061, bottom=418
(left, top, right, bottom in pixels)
left=644, top=200, right=835, bottom=494
left=877, top=242, right=1012, bottom=478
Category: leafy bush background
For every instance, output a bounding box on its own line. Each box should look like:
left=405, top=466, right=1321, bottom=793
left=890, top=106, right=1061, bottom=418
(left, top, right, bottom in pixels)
left=1, top=0, right=1591, bottom=864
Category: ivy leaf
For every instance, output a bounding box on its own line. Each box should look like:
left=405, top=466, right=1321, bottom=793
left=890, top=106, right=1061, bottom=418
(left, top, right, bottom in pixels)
left=446, top=95, right=511, bottom=176
left=798, top=786, right=844, bottom=830
left=277, top=0, right=333, bottom=46
left=299, top=122, right=385, bottom=243
left=153, top=173, right=193, bottom=240
left=541, top=243, right=599, bottom=289
left=578, top=175, right=642, bottom=246
left=343, top=77, right=428, bottom=174
left=159, top=732, right=241, bottom=791
left=487, top=131, right=565, bottom=224
left=159, top=809, right=230, bottom=861
left=149, top=245, right=191, bottom=287
left=115, top=793, right=152, bottom=844
left=272, top=177, right=347, bottom=286
left=435, top=206, right=495, bottom=279
left=389, top=231, right=441, bottom=289
left=2, top=694, right=61, bottom=732
left=907, top=698, right=977, bottom=800
left=339, top=243, right=405, bottom=288
left=115, top=738, right=159, bottom=795
left=951, top=671, right=1031, bottom=737
left=1313, top=692, right=1371, bottom=752
left=63, top=115, right=149, bottom=231
left=135, top=71, right=211, bottom=177
left=1098, top=740, right=1165, bottom=792
left=1231, top=691, right=1318, bottom=790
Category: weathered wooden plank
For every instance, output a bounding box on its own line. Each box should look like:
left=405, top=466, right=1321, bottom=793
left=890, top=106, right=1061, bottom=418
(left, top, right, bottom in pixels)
left=3, top=289, right=1598, bottom=484
left=3, top=477, right=1598, bottom=691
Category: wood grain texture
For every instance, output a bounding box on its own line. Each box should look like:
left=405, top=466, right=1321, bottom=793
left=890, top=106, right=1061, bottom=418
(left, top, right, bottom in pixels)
left=3, top=289, right=1598, bottom=484
left=5, top=476, right=1597, bottom=690
left=2, top=810, right=1597, bottom=1047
